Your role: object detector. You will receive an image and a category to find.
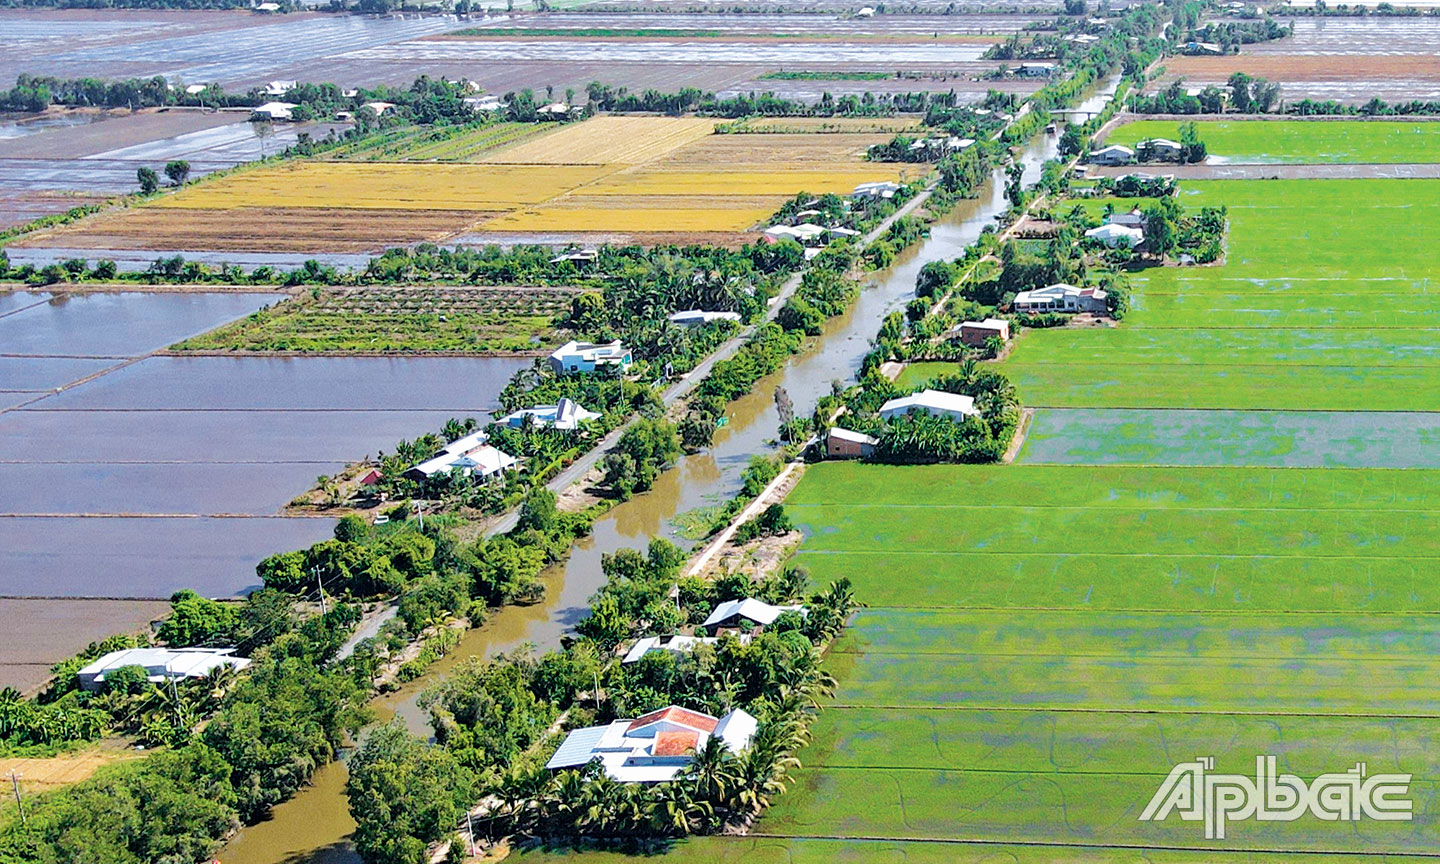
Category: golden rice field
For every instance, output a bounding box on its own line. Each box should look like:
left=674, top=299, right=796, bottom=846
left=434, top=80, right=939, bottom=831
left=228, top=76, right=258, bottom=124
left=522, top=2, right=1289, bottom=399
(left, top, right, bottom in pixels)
left=34, top=115, right=912, bottom=252
left=479, top=116, right=715, bottom=165
left=150, top=162, right=614, bottom=210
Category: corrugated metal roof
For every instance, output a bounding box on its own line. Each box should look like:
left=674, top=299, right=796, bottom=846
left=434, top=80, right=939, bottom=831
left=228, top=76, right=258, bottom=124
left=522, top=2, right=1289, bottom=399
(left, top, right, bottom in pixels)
left=546, top=724, right=610, bottom=769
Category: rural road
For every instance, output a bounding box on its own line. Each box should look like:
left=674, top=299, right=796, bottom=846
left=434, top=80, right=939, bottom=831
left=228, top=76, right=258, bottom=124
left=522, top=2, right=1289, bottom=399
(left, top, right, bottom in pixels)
left=484, top=181, right=940, bottom=537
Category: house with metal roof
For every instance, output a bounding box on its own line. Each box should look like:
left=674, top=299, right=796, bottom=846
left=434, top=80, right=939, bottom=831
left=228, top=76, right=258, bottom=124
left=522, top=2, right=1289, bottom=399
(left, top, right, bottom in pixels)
left=879, top=389, right=979, bottom=423
left=499, top=397, right=601, bottom=431
left=668, top=310, right=743, bottom=328
left=826, top=426, right=878, bottom=459
left=77, top=648, right=250, bottom=692
left=1014, top=282, right=1110, bottom=314
left=403, top=430, right=518, bottom=482
left=549, top=340, right=633, bottom=375
left=546, top=705, right=758, bottom=783
left=1089, top=144, right=1135, bottom=166
left=1085, top=223, right=1145, bottom=248
left=702, top=598, right=807, bottom=634
left=955, top=317, right=1011, bottom=348
left=621, top=632, right=757, bottom=664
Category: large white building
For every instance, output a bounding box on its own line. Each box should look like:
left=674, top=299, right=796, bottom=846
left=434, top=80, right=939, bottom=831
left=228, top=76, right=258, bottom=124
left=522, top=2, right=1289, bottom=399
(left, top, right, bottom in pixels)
left=549, top=340, right=633, bottom=375
left=1013, top=282, right=1110, bottom=314
left=1085, top=223, right=1145, bottom=249
left=702, top=597, right=807, bottom=634
left=546, top=705, right=758, bottom=783
left=77, top=648, right=250, bottom=692
left=668, top=310, right=743, bottom=328
left=878, top=389, right=979, bottom=423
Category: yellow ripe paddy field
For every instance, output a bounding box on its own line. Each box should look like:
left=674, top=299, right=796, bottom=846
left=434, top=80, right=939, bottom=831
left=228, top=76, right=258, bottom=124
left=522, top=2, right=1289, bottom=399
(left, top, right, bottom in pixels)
left=46, top=115, right=913, bottom=250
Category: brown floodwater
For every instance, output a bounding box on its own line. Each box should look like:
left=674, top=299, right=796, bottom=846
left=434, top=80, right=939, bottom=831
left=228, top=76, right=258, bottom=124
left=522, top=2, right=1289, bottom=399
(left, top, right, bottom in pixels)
left=213, top=126, right=1068, bottom=864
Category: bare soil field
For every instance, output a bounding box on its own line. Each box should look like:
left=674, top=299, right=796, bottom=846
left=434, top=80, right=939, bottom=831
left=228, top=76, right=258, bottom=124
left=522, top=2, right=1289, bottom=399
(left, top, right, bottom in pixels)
left=0, top=190, right=107, bottom=231
left=16, top=206, right=487, bottom=253
left=0, top=108, right=241, bottom=161
left=735, top=116, right=924, bottom=132
left=1161, top=54, right=1440, bottom=103
left=654, top=131, right=887, bottom=163
left=0, top=598, right=169, bottom=694
left=0, top=750, right=144, bottom=792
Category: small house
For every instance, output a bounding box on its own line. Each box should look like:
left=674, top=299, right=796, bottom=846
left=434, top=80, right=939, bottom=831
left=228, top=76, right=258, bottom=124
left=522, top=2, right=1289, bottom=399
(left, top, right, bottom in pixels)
left=702, top=598, right=806, bottom=634
left=404, top=430, right=518, bottom=483
left=956, top=318, right=1011, bottom=348
left=253, top=101, right=297, bottom=121
left=549, top=340, right=632, bottom=375
left=550, top=249, right=598, bottom=264
left=857, top=5, right=876, bottom=16
left=263, top=80, right=297, bottom=96
left=500, top=398, right=601, bottom=431
left=853, top=180, right=902, bottom=200
left=1089, top=144, right=1135, bottom=166
left=668, top=309, right=743, bottom=327
left=1182, top=41, right=1224, bottom=56
left=622, top=633, right=747, bottom=664
left=1016, top=62, right=1056, bottom=79
left=879, top=389, right=979, bottom=423
left=826, top=426, right=878, bottom=459
left=1085, top=223, right=1145, bottom=248
left=1105, top=208, right=1146, bottom=229
left=546, top=705, right=757, bottom=783
left=1013, top=282, right=1109, bottom=314
left=764, top=223, right=827, bottom=243
left=362, top=101, right=394, bottom=116
left=253, top=2, right=281, bottom=10
left=1137, top=137, right=1184, bottom=161
left=184, top=84, right=207, bottom=96
left=77, top=648, right=250, bottom=692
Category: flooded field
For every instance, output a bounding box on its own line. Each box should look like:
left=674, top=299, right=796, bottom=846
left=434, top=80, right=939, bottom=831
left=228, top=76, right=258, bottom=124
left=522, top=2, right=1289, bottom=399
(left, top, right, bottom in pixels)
left=341, top=37, right=989, bottom=64
left=0, top=598, right=171, bottom=694
left=0, top=288, right=526, bottom=687
left=447, top=11, right=1048, bottom=34
left=1157, top=18, right=1440, bottom=103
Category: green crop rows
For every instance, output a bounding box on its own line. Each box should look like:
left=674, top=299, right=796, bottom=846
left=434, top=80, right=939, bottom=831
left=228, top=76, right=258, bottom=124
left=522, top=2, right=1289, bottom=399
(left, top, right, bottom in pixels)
left=172, top=287, right=575, bottom=354
left=327, top=122, right=553, bottom=163
left=1110, top=119, right=1440, bottom=164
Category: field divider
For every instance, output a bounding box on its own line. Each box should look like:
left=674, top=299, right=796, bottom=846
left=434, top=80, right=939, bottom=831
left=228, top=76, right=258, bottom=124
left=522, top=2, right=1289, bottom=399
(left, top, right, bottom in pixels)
left=824, top=703, right=1440, bottom=719
left=742, top=832, right=1440, bottom=857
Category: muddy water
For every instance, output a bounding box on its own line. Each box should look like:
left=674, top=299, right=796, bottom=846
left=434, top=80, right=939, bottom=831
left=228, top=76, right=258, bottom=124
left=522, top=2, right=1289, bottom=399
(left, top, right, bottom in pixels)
left=215, top=131, right=1062, bottom=864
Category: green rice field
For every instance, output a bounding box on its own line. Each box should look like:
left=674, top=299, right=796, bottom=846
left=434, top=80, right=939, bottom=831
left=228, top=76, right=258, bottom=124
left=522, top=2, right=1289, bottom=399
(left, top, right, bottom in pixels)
left=1109, top=120, right=1440, bottom=164
left=1018, top=408, right=1440, bottom=468
left=975, top=179, right=1440, bottom=411
left=760, top=461, right=1440, bottom=855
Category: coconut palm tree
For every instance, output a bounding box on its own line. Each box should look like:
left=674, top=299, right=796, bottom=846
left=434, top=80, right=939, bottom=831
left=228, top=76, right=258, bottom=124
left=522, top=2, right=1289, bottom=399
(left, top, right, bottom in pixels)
left=686, top=736, right=739, bottom=807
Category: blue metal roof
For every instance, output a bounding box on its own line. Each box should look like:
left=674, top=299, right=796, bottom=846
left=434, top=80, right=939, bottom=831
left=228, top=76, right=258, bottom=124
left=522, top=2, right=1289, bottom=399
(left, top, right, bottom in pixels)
left=546, top=724, right=608, bottom=770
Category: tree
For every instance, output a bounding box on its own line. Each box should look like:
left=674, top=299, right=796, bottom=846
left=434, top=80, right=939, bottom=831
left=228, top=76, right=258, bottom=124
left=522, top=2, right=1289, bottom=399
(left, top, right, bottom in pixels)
left=347, top=723, right=477, bottom=864
left=136, top=166, right=159, bottom=194
left=164, top=159, right=190, bottom=186
left=159, top=589, right=239, bottom=648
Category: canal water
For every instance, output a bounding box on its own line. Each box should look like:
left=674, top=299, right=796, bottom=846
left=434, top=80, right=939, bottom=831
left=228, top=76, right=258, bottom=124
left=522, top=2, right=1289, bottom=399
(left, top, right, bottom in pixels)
left=215, top=127, right=1069, bottom=864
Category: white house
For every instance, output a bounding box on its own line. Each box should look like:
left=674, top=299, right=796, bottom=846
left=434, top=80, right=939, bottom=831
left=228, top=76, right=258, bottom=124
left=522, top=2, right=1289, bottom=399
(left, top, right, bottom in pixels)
left=184, top=84, right=208, bottom=96
left=467, top=96, right=504, bottom=112
left=546, top=705, right=758, bottom=783
left=1183, top=41, right=1224, bottom=56
left=879, top=389, right=979, bottom=423
left=500, top=398, right=601, bottom=431
left=362, top=101, right=395, bottom=116
left=549, top=340, right=633, bottom=375
left=1089, top=144, right=1135, bottom=166
left=1013, top=282, right=1109, bottom=314
left=1085, top=223, right=1145, bottom=248
left=253, top=101, right=297, bottom=121
left=550, top=249, right=597, bottom=264
left=77, top=648, right=250, bottom=692
left=253, top=2, right=281, bottom=10
left=702, top=598, right=806, bottom=634
left=1016, top=62, right=1056, bottom=78
left=404, top=430, right=518, bottom=482
left=668, top=309, right=743, bottom=327
left=856, top=5, right=876, bottom=16
left=764, top=223, right=827, bottom=243
left=1138, top=137, right=1184, bottom=161
left=622, top=633, right=754, bottom=664
left=263, top=80, right=297, bottom=96
left=1105, top=208, right=1146, bottom=229
left=853, top=180, right=902, bottom=200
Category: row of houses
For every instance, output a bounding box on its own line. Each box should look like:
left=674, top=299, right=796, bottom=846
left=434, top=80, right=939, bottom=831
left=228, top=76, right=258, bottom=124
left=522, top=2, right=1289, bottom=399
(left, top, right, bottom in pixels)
left=1091, top=139, right=1192, bottom=166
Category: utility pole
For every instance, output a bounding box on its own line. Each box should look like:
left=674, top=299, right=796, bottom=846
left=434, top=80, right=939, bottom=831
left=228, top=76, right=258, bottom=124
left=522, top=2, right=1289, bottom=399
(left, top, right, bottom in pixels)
left=6, top=771, right=24, bottom=827
left=467, top=809, right=479, bottom=856
left=312, top=565, right=327, bottom=616
left=593, top=668, right=601, bottom=710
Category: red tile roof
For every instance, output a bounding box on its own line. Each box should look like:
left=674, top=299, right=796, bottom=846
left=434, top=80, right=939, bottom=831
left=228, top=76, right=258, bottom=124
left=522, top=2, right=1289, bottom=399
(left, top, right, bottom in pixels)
left=652, top=730, right=702, bottom=757
left=627, top=706, right=718, bottom=735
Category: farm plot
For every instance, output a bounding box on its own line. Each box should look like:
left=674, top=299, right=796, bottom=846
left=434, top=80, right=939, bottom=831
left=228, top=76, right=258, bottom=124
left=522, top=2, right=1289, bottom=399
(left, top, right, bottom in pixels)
left=170, top=286, right=576, bottom=354
left=479, top=116, right=716, bottom=165
left=760, top=461, right=1440, bottom=856
left=1109, top=120, right=1440, bottom=164
left=1018, top=408, right=1440, bottom=468
left=788, top=462, right=1440, bottom=612
left=988, top=179, right=1440, bottom=411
